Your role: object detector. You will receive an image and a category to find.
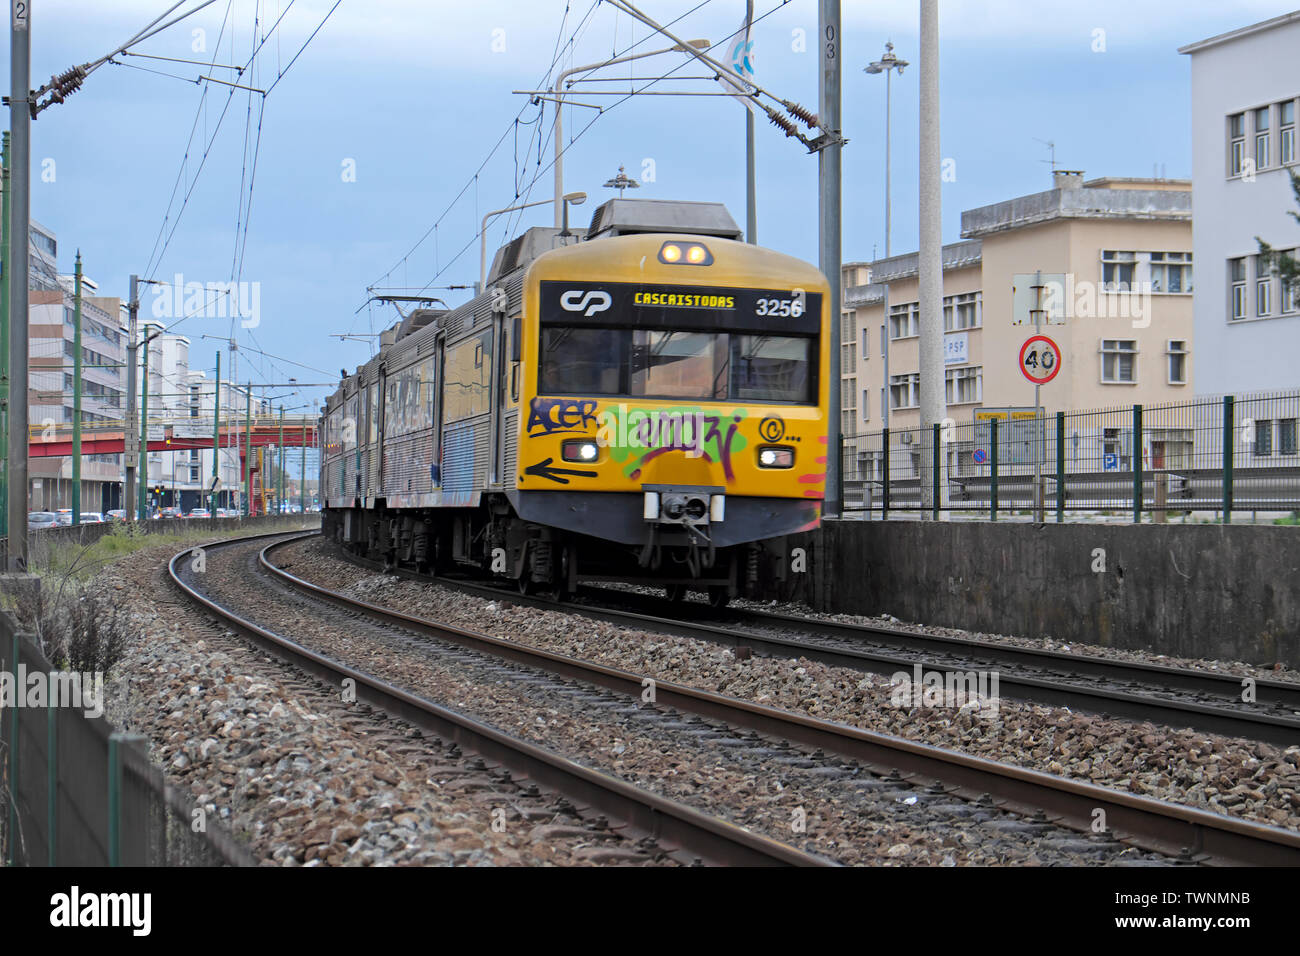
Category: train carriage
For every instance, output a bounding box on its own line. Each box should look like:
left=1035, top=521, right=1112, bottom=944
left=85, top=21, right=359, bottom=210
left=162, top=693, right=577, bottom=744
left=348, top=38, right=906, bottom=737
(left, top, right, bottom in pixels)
left=322, top=198, right=830, bottom=605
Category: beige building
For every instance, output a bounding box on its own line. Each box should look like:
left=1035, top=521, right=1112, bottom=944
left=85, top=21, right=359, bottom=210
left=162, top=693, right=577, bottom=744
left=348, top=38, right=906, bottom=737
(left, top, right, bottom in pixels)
left=842, top=171, right=1195, bottom=479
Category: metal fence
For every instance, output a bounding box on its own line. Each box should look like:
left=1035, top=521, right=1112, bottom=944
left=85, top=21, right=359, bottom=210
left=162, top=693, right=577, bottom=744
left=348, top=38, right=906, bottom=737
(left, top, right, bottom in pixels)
left=0, top=614, right=254, bottom=867
left=841, top=390, right=1300, bottom=522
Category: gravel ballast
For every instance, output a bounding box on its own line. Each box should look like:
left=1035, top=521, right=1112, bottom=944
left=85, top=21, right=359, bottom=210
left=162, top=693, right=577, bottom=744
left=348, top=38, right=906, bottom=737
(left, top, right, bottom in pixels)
left=274, top=536, right=1300, bottom=836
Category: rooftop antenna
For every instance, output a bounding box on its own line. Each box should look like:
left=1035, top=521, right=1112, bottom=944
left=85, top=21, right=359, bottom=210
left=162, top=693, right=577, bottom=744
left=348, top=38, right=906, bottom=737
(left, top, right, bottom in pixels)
left=1034, top=137, right=1057, bottom=175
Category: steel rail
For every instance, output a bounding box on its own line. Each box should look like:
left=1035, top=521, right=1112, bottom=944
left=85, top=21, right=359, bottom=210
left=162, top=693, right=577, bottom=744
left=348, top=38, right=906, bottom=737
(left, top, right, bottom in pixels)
left=314, top=540, right=1300, bottom=746
left=265, top=538, right=1300, bottom=867
left=169, top=534, right=831, bottom=867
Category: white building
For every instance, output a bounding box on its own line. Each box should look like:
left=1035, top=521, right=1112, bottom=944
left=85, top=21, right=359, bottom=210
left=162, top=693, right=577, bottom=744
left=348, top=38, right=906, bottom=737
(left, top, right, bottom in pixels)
left=1180, top=11, right=1300, bottom=395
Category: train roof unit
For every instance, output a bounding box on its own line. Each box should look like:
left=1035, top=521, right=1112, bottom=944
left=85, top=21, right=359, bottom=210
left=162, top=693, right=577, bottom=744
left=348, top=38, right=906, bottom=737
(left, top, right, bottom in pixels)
left=584, top=198, right=742, bottom=240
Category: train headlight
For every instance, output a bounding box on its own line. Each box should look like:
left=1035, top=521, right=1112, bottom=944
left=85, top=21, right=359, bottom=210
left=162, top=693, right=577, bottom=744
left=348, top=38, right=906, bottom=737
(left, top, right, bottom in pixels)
left=562, top=440, right=600, bottom=463
left=757, top=446, right=795, bottom=469
left=658, top=241, right=713, bottom=266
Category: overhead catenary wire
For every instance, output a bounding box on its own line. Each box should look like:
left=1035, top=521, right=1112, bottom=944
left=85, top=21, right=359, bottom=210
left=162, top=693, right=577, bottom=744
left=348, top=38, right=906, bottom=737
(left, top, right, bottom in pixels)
left=409, top=0, right=800, bottom=300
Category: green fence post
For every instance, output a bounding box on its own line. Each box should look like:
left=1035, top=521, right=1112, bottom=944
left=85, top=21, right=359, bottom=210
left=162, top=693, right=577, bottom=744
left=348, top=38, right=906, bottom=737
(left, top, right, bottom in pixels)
left=932, top=423, right=941, bottom=521
left=107, top=733, right=122, bottom=866
left=1222, top=395, right=1234, bottom=524
left=47, top=700, right=56, bottom=866
left=990, top=419, right=999, bottom=521
left=6, top=634, right=16, bottom=865
left=1132, top=404, right=1143, bottom=524
left=1056, top=411, right=1066, bottom=523
left=881, top=428, right=890, bottom=520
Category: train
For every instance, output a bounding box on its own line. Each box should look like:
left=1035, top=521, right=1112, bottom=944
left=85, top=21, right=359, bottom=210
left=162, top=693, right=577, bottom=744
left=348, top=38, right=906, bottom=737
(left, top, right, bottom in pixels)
left=320, top=198, right=830, bottom=606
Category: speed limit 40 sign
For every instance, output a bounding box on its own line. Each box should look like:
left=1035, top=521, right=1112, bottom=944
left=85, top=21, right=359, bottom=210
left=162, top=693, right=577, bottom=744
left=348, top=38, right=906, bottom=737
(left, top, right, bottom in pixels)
left=1019, top=334, right=1062, bottom=385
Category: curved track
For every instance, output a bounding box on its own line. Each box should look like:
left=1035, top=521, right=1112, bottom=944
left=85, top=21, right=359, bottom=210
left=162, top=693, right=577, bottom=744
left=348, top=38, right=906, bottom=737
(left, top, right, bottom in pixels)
left=169, top=531, right=831, bottom=867
left=269, top=535, right=1300, bottom=866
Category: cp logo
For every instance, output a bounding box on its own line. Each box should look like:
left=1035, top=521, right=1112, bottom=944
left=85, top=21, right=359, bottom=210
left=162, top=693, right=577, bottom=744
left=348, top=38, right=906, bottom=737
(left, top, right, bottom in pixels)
left=560, top=290, right=612, bottom=317
left=759, top=416, right=785, bottom=442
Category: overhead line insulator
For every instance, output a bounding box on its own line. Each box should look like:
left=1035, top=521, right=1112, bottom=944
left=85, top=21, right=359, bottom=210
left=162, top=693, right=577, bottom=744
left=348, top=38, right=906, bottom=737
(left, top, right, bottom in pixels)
left=785, top=101, right=819, bottom=129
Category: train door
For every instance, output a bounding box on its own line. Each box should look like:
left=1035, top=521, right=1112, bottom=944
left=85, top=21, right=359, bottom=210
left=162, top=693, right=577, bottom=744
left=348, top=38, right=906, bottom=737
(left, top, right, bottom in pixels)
left=372, top=372, right=384, bottom=496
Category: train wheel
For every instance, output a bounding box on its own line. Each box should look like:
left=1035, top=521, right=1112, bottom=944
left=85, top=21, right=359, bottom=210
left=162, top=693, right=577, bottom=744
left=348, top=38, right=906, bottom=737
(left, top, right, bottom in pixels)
left=545, top=544, right=571, bottom=602
left=665, top=585, right=687, bottom=602
left=707, top=586, right=730, bottom=610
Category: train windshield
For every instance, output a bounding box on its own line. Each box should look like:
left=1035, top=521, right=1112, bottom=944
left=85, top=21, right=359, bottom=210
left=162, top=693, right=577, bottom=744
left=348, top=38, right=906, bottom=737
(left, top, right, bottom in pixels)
left=540, top=327, right=814, bottom=404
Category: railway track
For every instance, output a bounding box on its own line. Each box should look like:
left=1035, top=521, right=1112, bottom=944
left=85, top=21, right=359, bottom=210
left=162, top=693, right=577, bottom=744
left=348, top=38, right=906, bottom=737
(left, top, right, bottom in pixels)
left=269, top=534, right=1300, bottom=866
left=330, top=545, right=1300, bottom=747
left=169, top=531, right=830, bottom=867
left=576, top=586, right=1300, bottom=748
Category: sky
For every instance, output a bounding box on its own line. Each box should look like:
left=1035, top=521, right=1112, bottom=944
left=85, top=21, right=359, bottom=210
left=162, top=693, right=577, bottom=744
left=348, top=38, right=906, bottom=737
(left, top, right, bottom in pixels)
left=3, top=0, right=1295, bottom=415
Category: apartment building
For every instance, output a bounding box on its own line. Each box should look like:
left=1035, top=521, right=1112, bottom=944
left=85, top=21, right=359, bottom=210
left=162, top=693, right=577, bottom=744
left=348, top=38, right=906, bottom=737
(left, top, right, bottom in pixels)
left=843, top=171, right=1195, bottom=478
left=26, top=253, right=128, bottom=512
left=1180, top=11, right=1300, bottom=396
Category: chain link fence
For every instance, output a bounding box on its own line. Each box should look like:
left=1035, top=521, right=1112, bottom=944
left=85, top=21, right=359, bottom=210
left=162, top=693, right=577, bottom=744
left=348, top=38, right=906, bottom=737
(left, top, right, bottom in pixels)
left=841, top=390, right=1300, bottom=522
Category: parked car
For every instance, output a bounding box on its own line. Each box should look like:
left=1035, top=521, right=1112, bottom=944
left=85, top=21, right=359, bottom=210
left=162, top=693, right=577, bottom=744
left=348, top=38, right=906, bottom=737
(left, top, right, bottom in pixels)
left=187, top=508, right=211, bottom=518
left=28, top=511, right=58, bottom=530
left=55, top=510, right=73, bottom=526
left=79, top=513, right=105, bottom=524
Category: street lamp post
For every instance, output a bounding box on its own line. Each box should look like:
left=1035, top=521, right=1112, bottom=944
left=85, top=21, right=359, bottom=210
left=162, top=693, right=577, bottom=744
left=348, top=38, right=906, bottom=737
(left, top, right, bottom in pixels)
left=551, top=40, right=708, bottom=226
left=864, top=42, right=908, bottom=258
left=480, top=192, right=586, bottom=290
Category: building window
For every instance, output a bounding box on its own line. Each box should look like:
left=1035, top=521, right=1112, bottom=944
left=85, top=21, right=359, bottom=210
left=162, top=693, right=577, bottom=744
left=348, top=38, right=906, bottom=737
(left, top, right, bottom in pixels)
left=945, top=366, right=982, bottom=404
left=1230, top=257, right=1247, bottom=319
left=862, top=388, right=869, bottom=422
left=889, top=373, right=919, bottom=409
left=1166, top=340, right=1188, bottom=385
left=1256, top=255, right=1272, bottom=316
left=1229, top=113, right=1245, bottom=175
left=1254, top=419, right=1273, bottom=457
left=942, top=291, right=981, bottom=331
left=1101, top=250, right=1136, bottom=291
left=1100, top=339, right=1137, bottom=383
left=1280, top=419, right=1298, bottom=456
left=1255, top=106, right=1272, bottom=168
left=889, top=302, right=919, bottom=339
left=841, top=342, right=856, bottom=375
left=1279, top=249, right=1299, bottom=313
left=860, top=326, right=869, bottom=359
left=1282, top=101, right=1296, bottom=165
left=1148, top=252, right=1193, bottom=293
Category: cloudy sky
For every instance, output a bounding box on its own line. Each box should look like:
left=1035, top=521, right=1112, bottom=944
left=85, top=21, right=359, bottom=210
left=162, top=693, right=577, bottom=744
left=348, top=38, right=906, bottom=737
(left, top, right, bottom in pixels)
left=6, top=0, right=1293, bottom=411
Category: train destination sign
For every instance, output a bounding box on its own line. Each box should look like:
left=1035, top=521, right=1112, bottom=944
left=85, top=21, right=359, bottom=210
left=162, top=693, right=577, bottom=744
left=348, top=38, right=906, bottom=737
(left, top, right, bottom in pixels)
left=540, top=280, right=821, bottom=334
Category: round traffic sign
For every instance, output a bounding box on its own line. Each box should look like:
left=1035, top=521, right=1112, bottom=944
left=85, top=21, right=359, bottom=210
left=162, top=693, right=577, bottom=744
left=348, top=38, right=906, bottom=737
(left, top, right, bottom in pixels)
left=1019, top=334, right=1062, bottom=385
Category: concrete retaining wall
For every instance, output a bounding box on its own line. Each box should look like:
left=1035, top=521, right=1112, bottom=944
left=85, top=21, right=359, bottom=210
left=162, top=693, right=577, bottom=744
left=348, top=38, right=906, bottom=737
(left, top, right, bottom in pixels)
left=776, top=521, right=1300, bottom=669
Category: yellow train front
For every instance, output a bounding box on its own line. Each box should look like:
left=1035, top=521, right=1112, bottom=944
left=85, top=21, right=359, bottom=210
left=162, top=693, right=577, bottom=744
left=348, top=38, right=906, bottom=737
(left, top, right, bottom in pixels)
left=322, top=198, right=829, bottom=606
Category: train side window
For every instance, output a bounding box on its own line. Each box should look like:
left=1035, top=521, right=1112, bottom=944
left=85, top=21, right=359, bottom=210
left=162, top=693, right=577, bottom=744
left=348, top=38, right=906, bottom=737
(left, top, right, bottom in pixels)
left=511, top=364, right=519, bottom=402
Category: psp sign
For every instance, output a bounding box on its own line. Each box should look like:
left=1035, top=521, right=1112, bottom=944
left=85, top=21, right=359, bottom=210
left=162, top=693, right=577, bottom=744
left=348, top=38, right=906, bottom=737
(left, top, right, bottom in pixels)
left=560, top=289, right=612, bottom=317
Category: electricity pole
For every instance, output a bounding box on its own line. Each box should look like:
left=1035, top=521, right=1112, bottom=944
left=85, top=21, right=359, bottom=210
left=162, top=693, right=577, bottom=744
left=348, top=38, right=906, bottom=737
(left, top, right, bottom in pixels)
left=918, top=0, right=945, bottom=518
left=243, top=384, right=251, bottom=516
left=0, top=130, right=10, bottom=538
left=7, top=1, right=31, bottom=567
left=819, top=0, right=843, bottom=518
left=124, top=275, right=138, bottom=523
left=210, top=349, right=220, bottom=513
